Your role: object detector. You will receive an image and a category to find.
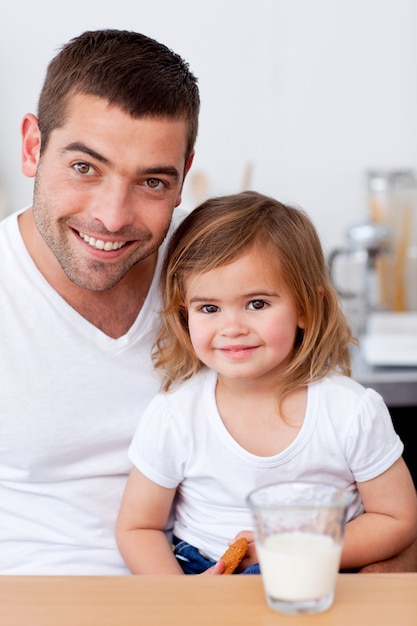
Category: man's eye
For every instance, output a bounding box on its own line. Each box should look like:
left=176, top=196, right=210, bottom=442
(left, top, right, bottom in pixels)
left=146, top=178, right=162, bottom=189
left=201, top=304, right=219, bottom=314
left=74, top=162, right=92, bottom=175
left=249, top=300, right=267, bottom=310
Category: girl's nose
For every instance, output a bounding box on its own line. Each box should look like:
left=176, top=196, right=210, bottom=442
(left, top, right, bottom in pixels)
left=220, top=311, right=249, bottom=336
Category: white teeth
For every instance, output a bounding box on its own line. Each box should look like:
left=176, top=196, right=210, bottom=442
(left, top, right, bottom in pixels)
left=78, top=232, right=126, bottom=250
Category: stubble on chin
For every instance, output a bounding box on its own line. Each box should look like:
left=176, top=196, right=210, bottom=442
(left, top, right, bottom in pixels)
left=33, top=206, right=162, bottom=292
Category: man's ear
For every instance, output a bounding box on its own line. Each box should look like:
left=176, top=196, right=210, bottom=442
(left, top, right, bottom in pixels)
left=184, top=151, right=195, bottom=178
left=175, top=151, right=195, bottom=208
left=21, top=114, right=41, bottom=178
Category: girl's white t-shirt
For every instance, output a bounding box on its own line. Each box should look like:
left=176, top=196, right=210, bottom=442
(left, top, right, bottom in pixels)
left=129, top=368, right=403, bottom=561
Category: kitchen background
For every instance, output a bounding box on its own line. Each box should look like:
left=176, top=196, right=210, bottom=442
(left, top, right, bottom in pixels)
left=1, top=0, right=416, bottom=482
left=1, top=0, right=417, bottom=256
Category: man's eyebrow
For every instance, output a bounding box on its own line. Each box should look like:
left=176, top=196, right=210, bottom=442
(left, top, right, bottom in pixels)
left=142, top=166, right=181, bottom=180
left=63, top=142, right=109, bottom=165
left=62, top=142, right=181, bottom=179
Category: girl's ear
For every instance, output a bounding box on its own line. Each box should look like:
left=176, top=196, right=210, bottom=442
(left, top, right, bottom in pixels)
left=298, top=286, right=324, bottom=329
left=179, top=304, right=188, bottom=325
left=21, top=114, right=41, bottom=178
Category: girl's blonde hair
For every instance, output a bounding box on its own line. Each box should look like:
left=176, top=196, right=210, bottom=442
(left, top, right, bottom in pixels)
left=153, top=191, right=355, bottom=401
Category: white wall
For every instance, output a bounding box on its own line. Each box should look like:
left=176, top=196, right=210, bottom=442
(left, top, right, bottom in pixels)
left=1, top=0, right=416, bottom=253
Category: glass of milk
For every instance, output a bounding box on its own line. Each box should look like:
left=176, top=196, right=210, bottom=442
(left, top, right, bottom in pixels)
left=247, top=481, right=353, bottom=615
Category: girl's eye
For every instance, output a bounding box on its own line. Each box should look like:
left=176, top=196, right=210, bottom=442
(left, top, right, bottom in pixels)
left=201, top=304, right=219, bottom=314
left=74, top=162, right=93, bottom=175
left=249, top=300, right=268, bottom=310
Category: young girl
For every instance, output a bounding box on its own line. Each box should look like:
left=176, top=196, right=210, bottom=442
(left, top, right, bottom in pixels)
left=116, top=191, right=417, bottom=575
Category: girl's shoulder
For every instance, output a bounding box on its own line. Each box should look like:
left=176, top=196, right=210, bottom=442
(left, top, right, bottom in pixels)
left=146, top=368, right=216, bottom=418
left=311, top=372, right=389, bottom=417
left=165, top=368, right=216, bottom=399
left=318, top=372, right=367, bottom=394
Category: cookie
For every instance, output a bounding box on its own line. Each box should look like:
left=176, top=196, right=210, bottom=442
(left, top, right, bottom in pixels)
left=220, top=537, right=248, bottom=574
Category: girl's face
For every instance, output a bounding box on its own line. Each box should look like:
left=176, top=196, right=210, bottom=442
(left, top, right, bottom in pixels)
left=184, top=248, right=304, bottom=383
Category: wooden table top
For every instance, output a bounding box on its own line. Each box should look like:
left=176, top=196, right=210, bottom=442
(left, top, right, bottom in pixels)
left=1, top=573, right=416, bottom=626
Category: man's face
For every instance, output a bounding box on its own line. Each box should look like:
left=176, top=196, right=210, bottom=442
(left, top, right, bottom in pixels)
left=23, top=93, right=192, bottom=291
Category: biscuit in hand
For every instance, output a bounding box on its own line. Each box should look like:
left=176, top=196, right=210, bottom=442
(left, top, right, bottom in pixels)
left=220, top=537, right=248, bottom=574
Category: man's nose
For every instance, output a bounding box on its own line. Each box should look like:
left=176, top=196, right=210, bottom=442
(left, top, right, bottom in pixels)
left=89, top=183, right=136, bottom=233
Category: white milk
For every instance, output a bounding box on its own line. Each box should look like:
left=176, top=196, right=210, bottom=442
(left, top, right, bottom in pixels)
left=258, top=531, right=342, bottom=601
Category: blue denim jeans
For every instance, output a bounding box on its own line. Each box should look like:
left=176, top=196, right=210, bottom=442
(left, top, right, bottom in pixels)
left=172, top=536, right=260, bottom=575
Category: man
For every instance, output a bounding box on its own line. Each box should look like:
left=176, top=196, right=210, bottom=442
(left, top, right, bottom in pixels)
left=0, top=29, right=199, bottom=574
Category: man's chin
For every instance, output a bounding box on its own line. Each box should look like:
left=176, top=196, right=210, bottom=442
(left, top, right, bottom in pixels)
left=63, top=268, right=130, bottom=292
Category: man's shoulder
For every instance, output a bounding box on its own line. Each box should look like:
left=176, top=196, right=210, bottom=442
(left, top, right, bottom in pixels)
left=0, top=208, right=19, bottom=230
left=0, top=210, right=24, bottom=273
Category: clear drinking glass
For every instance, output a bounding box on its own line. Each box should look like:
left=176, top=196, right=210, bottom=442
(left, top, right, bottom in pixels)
left=247, top=481, right=353, bottom=615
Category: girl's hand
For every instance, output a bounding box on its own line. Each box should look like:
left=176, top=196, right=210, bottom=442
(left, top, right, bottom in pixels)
left=232, top=530, right=258, bottom=572
left=201, top=560, right=225, bottom=575
left=202, top=531, right=258, bottom=575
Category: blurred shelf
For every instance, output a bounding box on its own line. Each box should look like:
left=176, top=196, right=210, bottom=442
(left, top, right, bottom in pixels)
left=351, top=347, right=417, bottom=407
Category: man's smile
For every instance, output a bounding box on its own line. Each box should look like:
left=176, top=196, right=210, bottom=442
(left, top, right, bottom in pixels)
left=78, top=231, right=127, bottom=251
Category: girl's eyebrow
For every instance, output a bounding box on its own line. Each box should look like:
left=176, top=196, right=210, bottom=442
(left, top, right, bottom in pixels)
left=188, top=296, right=220, bottom=304
left=188, top=291, right=279, bottom=304
left=245, top=290, right=279, bottom=298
